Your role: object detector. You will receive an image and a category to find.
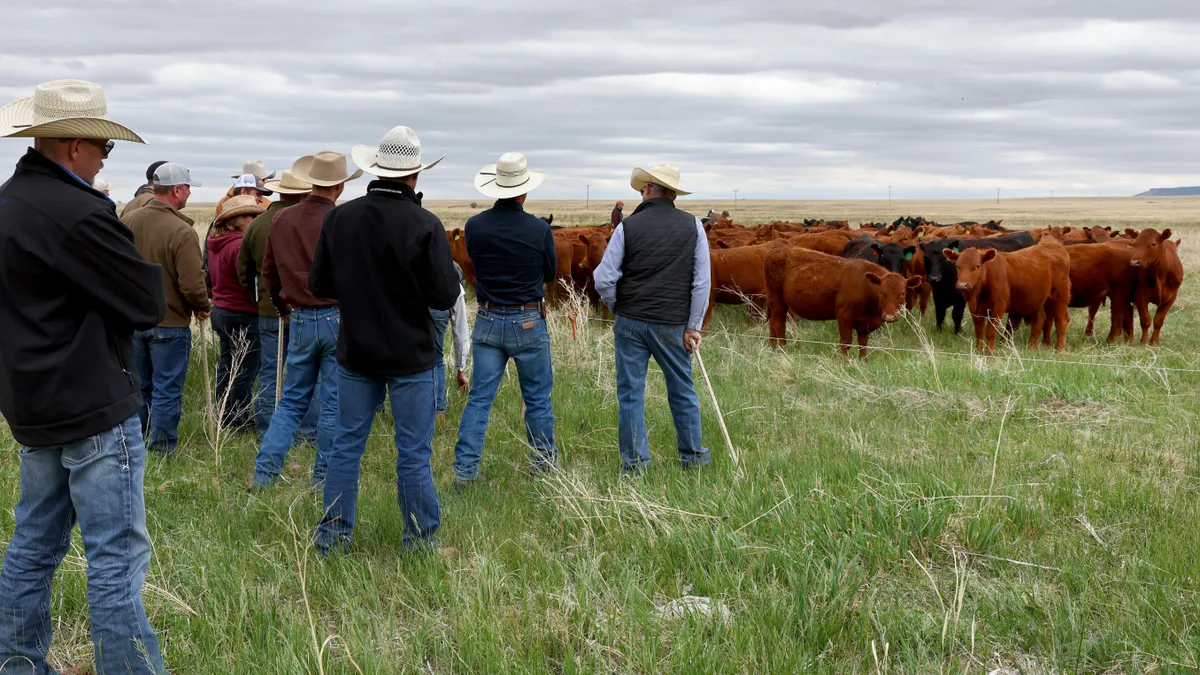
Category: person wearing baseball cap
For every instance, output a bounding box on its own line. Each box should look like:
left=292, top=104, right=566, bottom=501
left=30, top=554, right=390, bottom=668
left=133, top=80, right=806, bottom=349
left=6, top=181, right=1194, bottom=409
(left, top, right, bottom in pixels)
left=0, top=79, right=167, bottom=674
left=215, top=172, right=273, bottom=217
left=119, top=159, right=169, bottom=217
left=123, top=161, right=210, bottom=456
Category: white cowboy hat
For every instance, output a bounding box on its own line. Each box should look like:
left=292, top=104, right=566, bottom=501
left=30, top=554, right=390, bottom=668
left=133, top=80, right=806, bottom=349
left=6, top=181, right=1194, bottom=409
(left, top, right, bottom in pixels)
left=630, top=163, right=691, bottom=196
left=474, top=152, right=547, bottom=199
left=231, top=160, right=275, bottom=180
left=262, top=169, right=312, bottom=195
left=291, top=151, right=362, bottom=187
left=352, top=126, right=443, bottom=178
left=0, top=80, right=144, bottom=143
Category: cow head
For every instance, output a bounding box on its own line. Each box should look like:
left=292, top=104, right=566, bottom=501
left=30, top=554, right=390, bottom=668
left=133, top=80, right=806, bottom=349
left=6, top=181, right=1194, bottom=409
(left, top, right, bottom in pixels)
left=874, top=242, right=911, bottom=274
left=1130, top=228, right=1172, bottom=268
left=945, top=248, right=997, bottom=296
left=865, top=271, right=922, bottom=323
left=578, top=232, right=609, bottom=270
left=922, top=238, right=961, bottom=284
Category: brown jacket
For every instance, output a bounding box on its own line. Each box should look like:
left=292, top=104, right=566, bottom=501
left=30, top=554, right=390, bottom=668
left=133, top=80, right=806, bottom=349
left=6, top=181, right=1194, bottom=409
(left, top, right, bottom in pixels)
left=119, top=186, right=155, bottom=219
left=123, top=200, right=212, bottom=327
left=263, top=194, right=338, bottom=316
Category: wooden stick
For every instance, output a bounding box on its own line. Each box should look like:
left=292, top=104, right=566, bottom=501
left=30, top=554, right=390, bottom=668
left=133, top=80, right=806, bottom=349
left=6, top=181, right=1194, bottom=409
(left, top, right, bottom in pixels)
left=275, top=316, right=285, bottom=406
left=695, top=348, right=741, bottom=476
left=199, top=317, right=214, bottom=444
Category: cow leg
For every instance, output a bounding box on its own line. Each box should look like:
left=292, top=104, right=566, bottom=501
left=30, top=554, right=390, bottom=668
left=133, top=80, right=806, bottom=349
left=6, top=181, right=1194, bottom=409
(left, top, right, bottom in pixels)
left=984, top=317, right=1000, bottom=355
left=837, top=320, right=854, bottom=357
left=1134, top=286, right=1152, bottom=345
left=1150, top=295, right=1176, bottom=346
left=856, top=328, right=870, bottom=361
left=952, top=301, right=966, bottom=335
left=971, top=314, right=987, bottom=352
left=934, top=302, right=947, bottom=332
left=1054, top=304, right=1070, bottom=351
left=766, top=285, right=788, bottom=348
left=919, top=283, right=930, bottom=317
left=1085, top=302, right=1099, bottom=338
left=702, top=288, right=716, bottom=331
left=1027, top=308, right=1046, bottom=349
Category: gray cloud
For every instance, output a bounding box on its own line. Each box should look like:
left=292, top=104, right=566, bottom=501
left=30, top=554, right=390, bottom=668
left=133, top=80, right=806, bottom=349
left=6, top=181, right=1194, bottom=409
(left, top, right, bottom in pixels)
left=1, top=1, right=1198, bottom=202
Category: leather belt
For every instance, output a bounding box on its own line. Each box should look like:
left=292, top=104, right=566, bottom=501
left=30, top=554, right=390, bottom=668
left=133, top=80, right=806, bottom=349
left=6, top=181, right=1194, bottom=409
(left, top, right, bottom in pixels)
left=480, top=300, right=542, bottom=311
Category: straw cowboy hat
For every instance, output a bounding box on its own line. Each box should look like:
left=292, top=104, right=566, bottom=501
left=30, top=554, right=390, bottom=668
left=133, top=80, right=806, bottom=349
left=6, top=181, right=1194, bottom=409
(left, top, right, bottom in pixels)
left=214, top=194, right=268, bottom=224
left=630, top=163, right=691, bottom=196
left=231, top=160, right=275, bottom=180
left=474, top=152, right=547, bottom=199
left=352, top=126, right=443, bottom=178
left=292, top=151, right=362, bottom=187
left=262, top=169, right=312, bottom=195
left=0, top=79, right=144, bottom=143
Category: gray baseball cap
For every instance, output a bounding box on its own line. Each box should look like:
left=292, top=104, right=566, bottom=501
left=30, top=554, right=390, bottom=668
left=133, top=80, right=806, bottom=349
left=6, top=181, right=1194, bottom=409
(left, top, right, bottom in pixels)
left=153, top=162, right=202, bottom=187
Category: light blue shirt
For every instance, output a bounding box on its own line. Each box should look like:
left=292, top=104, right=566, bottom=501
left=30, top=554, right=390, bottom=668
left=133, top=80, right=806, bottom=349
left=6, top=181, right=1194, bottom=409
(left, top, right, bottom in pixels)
left=593, top=215, right=711, bottom=331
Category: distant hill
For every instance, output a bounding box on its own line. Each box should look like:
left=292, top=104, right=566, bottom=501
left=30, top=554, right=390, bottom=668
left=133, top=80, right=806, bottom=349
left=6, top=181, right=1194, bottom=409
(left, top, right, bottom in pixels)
left=1135, top=187, right=1200, bottom=197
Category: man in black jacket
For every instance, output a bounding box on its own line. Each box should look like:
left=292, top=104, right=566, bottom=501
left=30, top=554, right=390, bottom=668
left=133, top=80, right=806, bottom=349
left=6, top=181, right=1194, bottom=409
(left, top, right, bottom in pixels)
left=311, top=126, right=460, bottom=555
left=0, top=80, right=167, bottom=673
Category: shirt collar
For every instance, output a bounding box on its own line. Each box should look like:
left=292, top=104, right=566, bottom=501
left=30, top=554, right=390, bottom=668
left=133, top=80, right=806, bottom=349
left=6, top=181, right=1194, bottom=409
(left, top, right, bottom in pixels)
left=492, top=198, right=525, bottom=212
left=304, top=194, right=336, bottom=207
left=366, top=180, right=420, bottom=204
left=631, top=197, right=674, bottom=216
left=36, top=150, right=112, bottom=203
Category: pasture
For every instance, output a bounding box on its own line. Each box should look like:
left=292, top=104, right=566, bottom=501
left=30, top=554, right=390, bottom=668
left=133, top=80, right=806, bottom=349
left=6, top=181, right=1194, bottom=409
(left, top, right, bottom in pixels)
left=2, top=197, right=1198, bottom=672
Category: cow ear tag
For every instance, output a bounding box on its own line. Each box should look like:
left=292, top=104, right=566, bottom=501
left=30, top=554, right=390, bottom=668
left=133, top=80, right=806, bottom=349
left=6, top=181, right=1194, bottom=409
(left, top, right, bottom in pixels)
left=454, top=233, right=460, bottom=240
left=904, top=252, right=914, bottom=260
left=951, top=247, right=960, bottom=253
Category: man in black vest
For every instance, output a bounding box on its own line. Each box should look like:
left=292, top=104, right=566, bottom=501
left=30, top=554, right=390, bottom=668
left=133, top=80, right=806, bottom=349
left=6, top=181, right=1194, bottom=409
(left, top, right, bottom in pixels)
left=593, top=164, right=712, bottom=473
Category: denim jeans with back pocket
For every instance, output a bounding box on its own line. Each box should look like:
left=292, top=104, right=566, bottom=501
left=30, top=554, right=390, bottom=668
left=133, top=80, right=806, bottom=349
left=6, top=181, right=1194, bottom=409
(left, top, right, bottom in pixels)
left=132, top=325, right=193, bottom=453
left=453, top=306, right=557, bottom=481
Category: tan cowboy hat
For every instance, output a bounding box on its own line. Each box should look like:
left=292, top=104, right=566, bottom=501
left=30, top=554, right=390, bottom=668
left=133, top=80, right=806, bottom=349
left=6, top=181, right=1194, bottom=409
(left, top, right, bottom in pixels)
left=352, top=126, right=443, bottom=178
left=474, top=152, right=547, bottom=199
left=214, top=194, right=268, bottom=224
left=630, top=163, right=691, bottom=196
left=262, top=169, right=312, bottom=195
left=292, top=151, right=362, bottom=187
left=231, top=160, right=275, bottom=180
left=0, top=80, right=144, bottom=143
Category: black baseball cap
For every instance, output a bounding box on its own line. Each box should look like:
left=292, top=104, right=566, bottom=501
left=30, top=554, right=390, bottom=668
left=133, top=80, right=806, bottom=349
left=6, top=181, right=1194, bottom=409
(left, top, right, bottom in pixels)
left=146, top=160, right=169, bottom=183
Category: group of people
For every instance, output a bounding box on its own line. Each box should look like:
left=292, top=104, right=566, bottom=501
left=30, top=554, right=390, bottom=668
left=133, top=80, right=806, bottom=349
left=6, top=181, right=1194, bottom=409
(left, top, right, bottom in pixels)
left=0, top=79, right=714, bottom=673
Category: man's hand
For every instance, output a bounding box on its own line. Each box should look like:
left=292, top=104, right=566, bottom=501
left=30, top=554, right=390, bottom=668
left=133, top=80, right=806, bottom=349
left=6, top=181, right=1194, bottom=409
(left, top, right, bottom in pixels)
left=456, top=371, right=470, bottom=392
left=196, top=310, right=211, bottom=322
left=684, top=329, right=702, bottom=354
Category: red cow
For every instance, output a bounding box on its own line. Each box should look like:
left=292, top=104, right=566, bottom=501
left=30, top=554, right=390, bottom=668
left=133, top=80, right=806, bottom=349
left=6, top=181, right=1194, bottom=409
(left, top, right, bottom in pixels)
left=764, top=248, right=921, bottom=360
left=1065, top=243, right=1137, bottom=343
left=773, top=230, right=861, bottom=256
left=446, top=228, right=474, bottom=286
left=944, top=238, right=1071, bottom=353
left=1128, top=228, right=1184, bottom=345
left=706, top=242, right=785, bottom=326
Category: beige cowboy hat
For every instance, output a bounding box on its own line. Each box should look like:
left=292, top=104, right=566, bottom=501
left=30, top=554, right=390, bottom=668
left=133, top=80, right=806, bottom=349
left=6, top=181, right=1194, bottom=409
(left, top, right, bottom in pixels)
left=231, top=160, right=275, bottom=180
left=352, top=126, right=443, bottom=178
left=0, top=79, right=144, bottom=143
left=474, top=152, right=547, bottom=199
left=291, top=151, right=362, bottom=187
left=630, top=163, right=691, bottom=196
left=262, top=169, right=313, bottom=195
left=214, top=194, right=268, bottom=224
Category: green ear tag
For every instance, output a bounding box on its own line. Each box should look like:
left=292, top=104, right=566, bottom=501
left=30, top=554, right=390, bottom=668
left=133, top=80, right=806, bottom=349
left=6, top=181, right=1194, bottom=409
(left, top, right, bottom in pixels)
left=904, top=252, right=914, bottom=261
left=951, top=247, right=960, bottom=253
left=454, top=233, right=460, bottom=241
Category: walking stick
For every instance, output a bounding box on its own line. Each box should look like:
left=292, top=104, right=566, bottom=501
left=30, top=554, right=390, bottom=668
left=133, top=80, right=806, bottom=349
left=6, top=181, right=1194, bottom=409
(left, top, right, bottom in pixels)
left=694, top=347, right=741, bottom=477
left=199, top=317, right=214, bottom=444
left=275, top=316, right=285, bottom=406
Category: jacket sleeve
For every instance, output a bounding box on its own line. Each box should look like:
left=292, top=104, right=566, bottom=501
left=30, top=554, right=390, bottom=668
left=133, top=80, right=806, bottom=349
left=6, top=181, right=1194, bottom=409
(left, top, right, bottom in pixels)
left=423, top=217, right=461, bottom=311
left=237, top=223, right=258, bottom=303
left=262, top=229, right=288, bottom=317
left=451, top=286, right=470, bottom=372
left=542, top=225, right=558, bottom=284
left=308, top=212, right=337, bottom=300
left=174, top=228, right=213, bottom=313
left=59, top=208, right=167, bottom=331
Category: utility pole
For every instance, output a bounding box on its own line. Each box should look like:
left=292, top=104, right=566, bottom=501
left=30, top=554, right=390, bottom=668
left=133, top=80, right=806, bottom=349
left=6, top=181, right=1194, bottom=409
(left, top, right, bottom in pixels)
left=733, top=189, right=738, bottom=208
left=996, top=188, right=1000, bottom=204
left=585, top=184, right=590, bottom=210
left=888, top=185, right=892, bottom=208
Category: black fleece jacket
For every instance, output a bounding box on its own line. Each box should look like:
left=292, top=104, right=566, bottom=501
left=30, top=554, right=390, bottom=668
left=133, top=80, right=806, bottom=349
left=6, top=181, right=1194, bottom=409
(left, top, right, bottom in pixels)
left=0, top=149, right=167, bottom=446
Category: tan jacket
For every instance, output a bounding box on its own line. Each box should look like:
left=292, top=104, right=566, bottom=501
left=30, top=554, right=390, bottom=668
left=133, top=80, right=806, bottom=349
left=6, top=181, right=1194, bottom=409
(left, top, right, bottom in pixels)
left=119, top=186, right=155, bottom=218
left=122, top=200, right=212, bottom=327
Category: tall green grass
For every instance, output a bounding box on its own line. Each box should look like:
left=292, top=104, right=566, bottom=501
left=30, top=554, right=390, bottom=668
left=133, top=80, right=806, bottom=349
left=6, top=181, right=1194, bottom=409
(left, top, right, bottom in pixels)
left=0, top=217, right=1197, bottom=673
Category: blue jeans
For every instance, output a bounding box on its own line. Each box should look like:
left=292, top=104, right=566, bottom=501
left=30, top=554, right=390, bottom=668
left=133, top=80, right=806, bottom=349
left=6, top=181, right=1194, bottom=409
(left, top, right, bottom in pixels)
left=252, top=308, right=340, bottom=487
left=211, top=307, right=260, bottom=432
left=0, top=415, right=164, bottom=674
left=430, top=309, right=450, bottom=413
left=256, top=316, right=319, bottom=443
left=613, top=315, right=710, bottom=471
left=315, top=365, right=440, bottom=554
left=453, top=307, right=557, bottom=481
left=132, top=325, right=192, bottom=453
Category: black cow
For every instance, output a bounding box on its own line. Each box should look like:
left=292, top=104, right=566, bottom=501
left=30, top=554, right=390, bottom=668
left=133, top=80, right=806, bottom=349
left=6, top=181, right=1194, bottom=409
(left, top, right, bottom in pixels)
left=843, top=236, right=916, bottom=274
left=541, top=214, right=555, bottom=226
left=921, top=232, right=1037, bottom=333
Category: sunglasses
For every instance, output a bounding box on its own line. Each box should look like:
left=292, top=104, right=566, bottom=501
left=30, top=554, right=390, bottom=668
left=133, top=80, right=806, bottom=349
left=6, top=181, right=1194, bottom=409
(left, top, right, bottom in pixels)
left=79, top=138, right=114, bottom=158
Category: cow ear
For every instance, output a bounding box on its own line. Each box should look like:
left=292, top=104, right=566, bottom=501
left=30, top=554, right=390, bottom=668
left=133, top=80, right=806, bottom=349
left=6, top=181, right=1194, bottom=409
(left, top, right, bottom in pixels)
left=903, top=246, right=916, bottom=260
left=1160, top=228, right=1173, bottom=242
left=981, top=250, right=998, bottom=263
left=864, top=272, right=883, bottom=286
left=1125, top=228, right=1138, bottom=238
left=944, top=249, right=959, bottom=262
left=906, top=275, right=923, bottom=288
left=452, top=228, right=462, bottom=241
left=716, top=240, right=730, bottom=249
left=578, top=234, right=590, bottom=245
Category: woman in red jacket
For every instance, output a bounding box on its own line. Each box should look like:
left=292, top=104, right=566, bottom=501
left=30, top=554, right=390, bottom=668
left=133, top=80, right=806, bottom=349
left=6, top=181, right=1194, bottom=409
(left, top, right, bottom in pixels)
left=207, top=195, right=268, bottom=432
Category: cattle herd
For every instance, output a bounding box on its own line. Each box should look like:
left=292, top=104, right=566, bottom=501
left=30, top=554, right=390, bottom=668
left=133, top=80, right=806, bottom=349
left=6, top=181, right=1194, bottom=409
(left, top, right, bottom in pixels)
left=445, top=214, right=1185, bottom=359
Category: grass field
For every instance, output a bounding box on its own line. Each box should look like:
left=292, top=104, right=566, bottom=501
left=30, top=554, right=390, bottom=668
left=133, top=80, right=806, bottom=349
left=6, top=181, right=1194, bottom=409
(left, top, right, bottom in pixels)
left=3, top=198, right=1199, bottom=672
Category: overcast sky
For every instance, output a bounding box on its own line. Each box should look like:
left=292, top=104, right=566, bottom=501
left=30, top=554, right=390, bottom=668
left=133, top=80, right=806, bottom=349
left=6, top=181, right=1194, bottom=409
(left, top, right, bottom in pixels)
left=2, top=1, right=1198, bottom=202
